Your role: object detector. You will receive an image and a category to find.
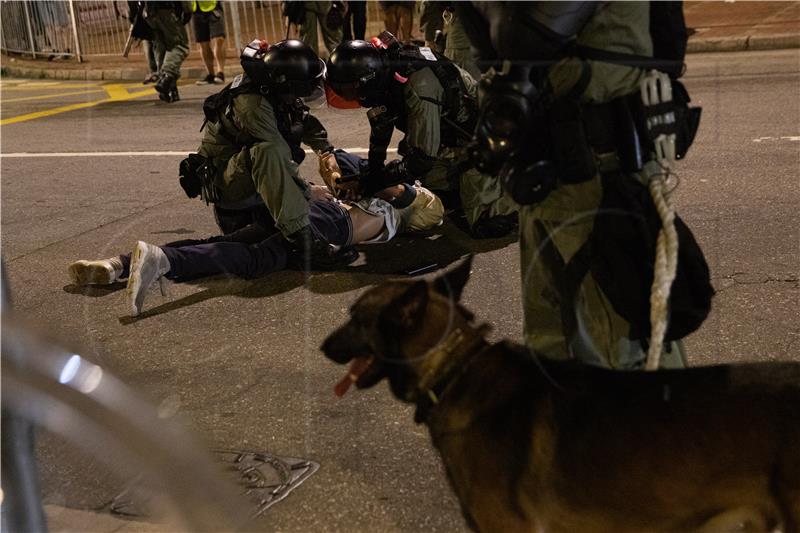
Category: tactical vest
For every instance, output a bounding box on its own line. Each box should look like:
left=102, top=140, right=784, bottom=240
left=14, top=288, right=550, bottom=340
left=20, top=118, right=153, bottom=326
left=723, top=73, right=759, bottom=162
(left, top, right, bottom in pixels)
left=389, top=45, right=478, bottom=147
left=202, top=75, right=308, bottom=164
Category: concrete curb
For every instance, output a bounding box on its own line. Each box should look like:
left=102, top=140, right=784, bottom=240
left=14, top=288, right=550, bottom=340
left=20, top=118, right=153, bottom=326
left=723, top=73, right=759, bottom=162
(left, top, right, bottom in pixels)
left=687, top=33, right=800, bottom=53
left=0, top=64, right=240, bottom=82
left=2, top=36, right=799, bottom=81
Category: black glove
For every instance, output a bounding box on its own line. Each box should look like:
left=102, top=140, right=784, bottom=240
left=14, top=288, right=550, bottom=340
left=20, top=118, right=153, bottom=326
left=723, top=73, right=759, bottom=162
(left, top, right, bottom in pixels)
left=362, top=159, right=411, bottom=196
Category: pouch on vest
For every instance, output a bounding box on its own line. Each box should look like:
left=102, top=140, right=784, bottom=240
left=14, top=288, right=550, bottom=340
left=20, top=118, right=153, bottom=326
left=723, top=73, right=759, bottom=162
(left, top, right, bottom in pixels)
left=179, top=153, right=219, bottom=205
left=202, top=84, right=233, bottom=125
left=668, top=79, right=701, bottom=159
left=565, top=172, right=714, bottom=343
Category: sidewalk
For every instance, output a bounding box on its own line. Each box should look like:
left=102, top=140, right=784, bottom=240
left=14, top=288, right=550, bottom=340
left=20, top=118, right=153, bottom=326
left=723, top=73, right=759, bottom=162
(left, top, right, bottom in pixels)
left=685, top=0, right=800, bottom=52
left=1, top=1, right=798, bottom=81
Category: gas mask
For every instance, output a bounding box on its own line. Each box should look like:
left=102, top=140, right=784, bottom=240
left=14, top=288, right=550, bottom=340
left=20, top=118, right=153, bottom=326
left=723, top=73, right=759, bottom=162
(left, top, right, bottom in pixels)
left=469, top=63, right=557, bottom=205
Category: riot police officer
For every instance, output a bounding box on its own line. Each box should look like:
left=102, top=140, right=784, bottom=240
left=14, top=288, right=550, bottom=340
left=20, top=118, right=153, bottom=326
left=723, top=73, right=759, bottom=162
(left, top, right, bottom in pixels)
left=456, top=2, right=710, bottom=368
left=143, top=1, right=192, bottom=102
left=325, top=34, right=519, bottom=238
left=183, top=39, right=354, bottom=269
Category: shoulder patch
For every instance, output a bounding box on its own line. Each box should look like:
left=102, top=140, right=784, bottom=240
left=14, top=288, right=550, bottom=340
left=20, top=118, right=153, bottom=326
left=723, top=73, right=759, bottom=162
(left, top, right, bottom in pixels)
left=231, top=74, right=244, bottom=89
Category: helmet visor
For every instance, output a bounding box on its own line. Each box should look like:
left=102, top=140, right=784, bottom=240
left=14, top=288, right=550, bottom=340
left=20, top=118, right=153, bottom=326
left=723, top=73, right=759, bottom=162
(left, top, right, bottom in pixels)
left=326, top=79, right=361, bottom=102
left=325, top=83, right=361, bottom=109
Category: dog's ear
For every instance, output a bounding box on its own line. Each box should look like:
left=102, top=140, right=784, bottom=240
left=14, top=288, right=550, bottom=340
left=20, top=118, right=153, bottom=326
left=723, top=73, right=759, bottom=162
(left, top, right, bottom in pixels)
left=384, top=280, right=430, bottom=331
left=433, top=255, right=473, bottom=302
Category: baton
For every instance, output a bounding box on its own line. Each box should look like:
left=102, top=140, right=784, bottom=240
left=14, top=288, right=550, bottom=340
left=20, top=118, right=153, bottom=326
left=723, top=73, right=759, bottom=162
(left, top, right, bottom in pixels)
left=122, top=26, right=137, bottom=58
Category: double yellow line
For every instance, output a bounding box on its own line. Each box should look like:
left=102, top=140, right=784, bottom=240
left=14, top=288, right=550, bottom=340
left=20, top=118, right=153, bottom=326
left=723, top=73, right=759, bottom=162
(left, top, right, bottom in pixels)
left=1, top=83, right=157, bottom=126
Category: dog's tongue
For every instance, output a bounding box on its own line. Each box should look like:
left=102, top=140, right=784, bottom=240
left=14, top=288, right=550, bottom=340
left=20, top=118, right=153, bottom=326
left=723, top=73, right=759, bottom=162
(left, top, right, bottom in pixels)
left=334, top=356, right=373, bottom=397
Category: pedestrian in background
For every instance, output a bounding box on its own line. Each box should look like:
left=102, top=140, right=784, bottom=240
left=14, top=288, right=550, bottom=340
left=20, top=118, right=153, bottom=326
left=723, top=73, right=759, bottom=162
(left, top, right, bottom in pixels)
left=142, top=40, right=165, bottom=83
left=127, top=1, right=164, bottom=83
left=192, top=0, right=227, bottom=84
left=144, top=1, right=192, bottom=102
left=299, top=1, right=343, bottom=56
left=418, top=0, right=444, bottom=50
left=380, top=1, right=414, bottom=43
left=442, top=6, right=478, bottom=80
left=342, top=0, right=367, bottom=41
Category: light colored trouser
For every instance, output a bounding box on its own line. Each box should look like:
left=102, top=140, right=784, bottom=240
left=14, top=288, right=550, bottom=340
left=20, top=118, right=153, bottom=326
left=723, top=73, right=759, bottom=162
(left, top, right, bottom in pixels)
left=144, top=40, right=165, bottom=74
left=384, top=4, right=413, bottom=42
left=423, top=157, right=518, bottom=228
left=217, top=143, right=310, bottom=238
left=519, top=166, right=686, bottom=369
left=300, top=1, right=342, bottom=56
left=444, top=18, right=480, bottom=80
left=145, top=11, right=189, bottom=78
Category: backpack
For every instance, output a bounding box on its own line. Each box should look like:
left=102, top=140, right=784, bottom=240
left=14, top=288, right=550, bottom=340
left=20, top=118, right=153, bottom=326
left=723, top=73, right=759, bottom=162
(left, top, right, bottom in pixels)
left=563, top=172, right=714, bottom=344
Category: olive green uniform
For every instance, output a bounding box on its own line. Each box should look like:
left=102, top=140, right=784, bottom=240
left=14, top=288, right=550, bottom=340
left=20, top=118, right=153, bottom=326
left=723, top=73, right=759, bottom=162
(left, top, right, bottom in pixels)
left=519, top=2, right=685, bottom=369
left=300, top=1, right=343, bottom=56
left=197, top=89, right=332, bottom=237
left=402, top=66, right=518, bottom=228
left=418, top=1, right=444, bottom=44
left=443, top=13, right=479, bottom=80
left=144, top=2, right=191, bottom=79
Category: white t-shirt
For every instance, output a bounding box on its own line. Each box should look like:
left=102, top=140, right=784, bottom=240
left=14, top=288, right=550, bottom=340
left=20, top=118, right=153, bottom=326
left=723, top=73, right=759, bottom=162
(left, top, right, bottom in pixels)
left=349, top=184, right=444, bottom=244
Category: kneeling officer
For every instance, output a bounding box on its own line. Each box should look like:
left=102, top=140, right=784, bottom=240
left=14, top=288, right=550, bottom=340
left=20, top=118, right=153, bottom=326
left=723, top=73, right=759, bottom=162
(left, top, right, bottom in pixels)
left=325, top=33, right=518, bottom=238
left=181, top=39, right=354, bottom=268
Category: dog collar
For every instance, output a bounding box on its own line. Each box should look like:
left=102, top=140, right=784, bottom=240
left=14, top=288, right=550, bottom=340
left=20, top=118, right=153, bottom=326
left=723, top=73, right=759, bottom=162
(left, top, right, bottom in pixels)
left=413, top=326, right=489, bottom=424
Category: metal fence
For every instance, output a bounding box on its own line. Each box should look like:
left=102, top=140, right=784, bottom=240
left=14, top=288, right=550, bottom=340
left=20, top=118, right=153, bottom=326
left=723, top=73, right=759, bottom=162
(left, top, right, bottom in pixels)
left=1, top=1, right=391, bottom=60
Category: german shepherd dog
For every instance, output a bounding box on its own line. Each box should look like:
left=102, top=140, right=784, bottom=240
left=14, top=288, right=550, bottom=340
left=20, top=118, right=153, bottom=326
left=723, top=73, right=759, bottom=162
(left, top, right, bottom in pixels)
left=321, top=257, right=800, bottom=532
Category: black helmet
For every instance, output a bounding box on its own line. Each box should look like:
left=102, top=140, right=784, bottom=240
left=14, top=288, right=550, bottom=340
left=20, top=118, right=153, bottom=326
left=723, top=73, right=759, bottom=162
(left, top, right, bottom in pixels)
left=240, top=39, right=326, bottom=97
left=326, top=40, right=389, bottom=107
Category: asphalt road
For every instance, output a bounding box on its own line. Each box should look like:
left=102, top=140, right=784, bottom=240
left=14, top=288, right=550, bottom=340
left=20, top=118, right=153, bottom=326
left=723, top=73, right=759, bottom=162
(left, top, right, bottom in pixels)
left=2, top=49, right=799, bottom=532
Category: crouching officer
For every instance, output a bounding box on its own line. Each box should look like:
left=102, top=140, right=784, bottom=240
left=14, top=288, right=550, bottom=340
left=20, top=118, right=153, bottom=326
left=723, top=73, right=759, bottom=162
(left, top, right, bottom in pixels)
left=143, top=1, right=192, bottom=102
left=180, top=39, right=355, bottom=268
left=325, top=33, right=518, bottom=238
left=456, top=2, right=712, bottom=368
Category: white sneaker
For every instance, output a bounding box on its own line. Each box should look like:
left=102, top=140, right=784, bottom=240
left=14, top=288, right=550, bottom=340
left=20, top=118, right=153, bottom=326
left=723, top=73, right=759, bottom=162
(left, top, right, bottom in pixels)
left=68, top=258, right=123, bottom=286
left=126, top=241, right=171, bottom=317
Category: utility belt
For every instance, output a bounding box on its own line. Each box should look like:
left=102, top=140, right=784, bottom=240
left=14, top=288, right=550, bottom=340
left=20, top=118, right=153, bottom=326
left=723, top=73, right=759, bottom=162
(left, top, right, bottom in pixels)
left=503, top=77, right=701, bottom=206
left=539, top=90, right=712, bottom=347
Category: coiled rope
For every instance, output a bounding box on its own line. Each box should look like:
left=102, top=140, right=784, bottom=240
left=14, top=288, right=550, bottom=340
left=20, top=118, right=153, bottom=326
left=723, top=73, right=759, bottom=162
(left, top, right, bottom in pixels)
left=646, top=168, right=679, bottom=370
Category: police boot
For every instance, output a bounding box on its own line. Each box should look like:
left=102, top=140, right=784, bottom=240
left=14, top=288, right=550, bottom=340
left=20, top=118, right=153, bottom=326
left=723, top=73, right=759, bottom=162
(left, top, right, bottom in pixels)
left=155, top=73, right=180, bottom=103
left=470, top=211, right=519, bottom=239
left=287, top=226, right=358, bottom=270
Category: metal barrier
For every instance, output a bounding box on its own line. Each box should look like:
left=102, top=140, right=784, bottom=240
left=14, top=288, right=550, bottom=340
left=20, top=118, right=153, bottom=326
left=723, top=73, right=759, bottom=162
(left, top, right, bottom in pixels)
left=1, top=1, right=394, bottom=60
left=1, top=0, right=81, bottom=59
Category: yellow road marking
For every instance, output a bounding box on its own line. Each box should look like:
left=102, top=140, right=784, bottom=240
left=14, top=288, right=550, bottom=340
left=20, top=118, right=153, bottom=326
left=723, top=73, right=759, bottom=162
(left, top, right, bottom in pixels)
left=1, top=88, right=105, bottom=103
left=1, top=86, right=156, bottom=125
left=102, top=83, right=131, bottom=100
left=1, top=82, right=105, bottom=90
left=121, top=81, right=152, bottom=88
